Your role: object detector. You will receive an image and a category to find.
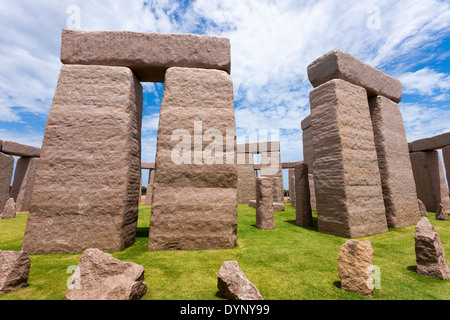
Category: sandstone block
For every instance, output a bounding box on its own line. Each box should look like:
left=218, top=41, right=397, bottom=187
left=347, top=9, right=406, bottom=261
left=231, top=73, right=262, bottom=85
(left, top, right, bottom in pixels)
left=1, top=141, right=40, bottom=158
left=0, top=153, right=14, bottom=213
left=0, top=251, right=31, bottom=294
left=308, top=49, right=402, bottom=102
left=65, top=248, right=147, bottom=300
left=1, top=198, right=16, bottom=219
left=338, top=240, right=374, bottom=297
left=302, top=126, right=314, bottom=175
left=418, top=199, right=428, bottom=217
left=289, top=168, right=296, bottom=207
left=22, top=65, right=143, bottom=254
left=436, top=204, right=449, bottom=221
left=301, top=115, right=312, bottom=130
left=9, top=157, right=40, bottom=213
left=237, top=154, right=256, bottom=205
left=256, top=177, right=275, bottom=230
left=61, top=29, right=231, bottom=83
left=410, top=132, right=450, bottom=152
left=309, top=174, right=317, bottom=211
left=273, top=202, right=285, bottom=211
left=295, top=164, right=313, bottom=227
left=310, top=79, right=388, bottom=238
left=217, top=261, right=264, bottom=300
left=415, top=218, right=450, bottom=280
left=444, top=146, right=450, bottom=189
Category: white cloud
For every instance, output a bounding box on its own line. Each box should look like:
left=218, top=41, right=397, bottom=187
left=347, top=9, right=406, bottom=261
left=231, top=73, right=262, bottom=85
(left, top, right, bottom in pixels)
left=398, top=68, right=450, bottom=96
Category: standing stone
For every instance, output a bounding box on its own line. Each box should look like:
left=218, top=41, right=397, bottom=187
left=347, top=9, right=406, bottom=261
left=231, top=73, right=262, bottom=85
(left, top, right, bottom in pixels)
left=11, top=158, right=40, bottom=213
left=255, top=177, right=275, bottom=230
left=65, top=248, right=147, bottom=300
left=0, top=153, right=14, bottom=214
left=295, top=163, right=313, bottom=227
left=308, top=174, right=317, bottom=210
left=443, top=146, right=450, bottom=190
left=148, top=67, right=238, bottom=251
left=436, top=204, right=449, bottom=221
left=261, top=151, right=284, bottom=205
left=415, top=217, right=450, bottom=280
left=302, top=116, right=314, bottom=175
left=217, top=261, right=264, bottom=300
left=418, top=199, right=428, bottom=217
left=338, top=240, right=374, bottom=297
left=0, top=251, right=31, bottom=294
left=369, top=96, right=421, bottom=228
left=22, top=65, right=143, bottom=254
left=310, top=79, right=388, bottom=238
left=289, top=168, right=296, bottom=207
left=237, top=152, right=256, bottom=204
left=1, top=198, right=16, bottom=219
left=144, top=169, right=155, bottom=206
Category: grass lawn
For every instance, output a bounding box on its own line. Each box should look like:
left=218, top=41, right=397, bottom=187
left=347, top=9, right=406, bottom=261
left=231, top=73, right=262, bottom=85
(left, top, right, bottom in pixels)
left=1, top=204, right=450, bottom=300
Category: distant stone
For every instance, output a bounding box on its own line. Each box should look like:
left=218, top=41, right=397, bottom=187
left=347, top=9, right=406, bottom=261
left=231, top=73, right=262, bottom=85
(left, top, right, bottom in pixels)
left=338, top=240, right=374, bottom=297
left=418, top=199, right=428, bottom=217
left=415, top=217, right=450, bottom=280
left=1, top=198, right=16, bottom=219
left=249, top=200, right=256, bottom=208
left=436, top=204, right=449, bottom=221
left=1, top=141, right=40, bottom=158
left=273, top=203, right=285, bottom=212
left=255, top=177, right=275, bottom=230
left=217, top=261, right=264, bottom=300
left=0, top=251, right=31, bottom=294
left=65, top=248, right=147, bottom=300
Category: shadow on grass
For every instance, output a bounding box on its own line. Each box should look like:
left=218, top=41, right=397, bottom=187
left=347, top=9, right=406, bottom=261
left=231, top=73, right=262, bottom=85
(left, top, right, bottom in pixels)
left=285, top=217, right=319, bottom=232
left=333, top=281, right=341, bottom=289
left=136, top=227, right=149, bottom=238
left=407, top=265, right=417, bottom=273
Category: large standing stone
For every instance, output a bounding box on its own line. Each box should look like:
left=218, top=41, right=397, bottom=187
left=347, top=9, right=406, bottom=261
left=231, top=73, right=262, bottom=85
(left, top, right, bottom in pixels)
left=308, top=174, right=317, bottom=210
left=289, top=168, right=296, bottom=207
left=9, top=157, right=40, bottom=213
left=144, top=169, right=155, bottom=206
left=22, top=65, right=143, bottom=254
left=415, top=218, right=450, bottom=280
left=369, top=96, right=420, bottom=228
left=261, top=151, right=284, bottom=205
left=410, top=151, right=450, bottom=213
left=310, top=79, right=388, bottom=238
left=443, top=146, right=450, bottom=190
left=0, top=153, right=14, bottom=213
left=65, top=248, right=147, bottom=300
left=236, top=152, right=256, bottom=204
left=338, top=240, right=374, bottom=297
left=148, top=67, right=238, bottom=251
left=217, top=261, right=264, bottom=300
left=255, top=177, right=275, bottom=230
left=1, top=198, right=16, bottom=219
left=302, top=116, right=314, bottom=175
left=436, top=204, right=449, bottom=221
left=0, top=251, right=31, bottom=294
left=295, top=164, right=313, bottom=227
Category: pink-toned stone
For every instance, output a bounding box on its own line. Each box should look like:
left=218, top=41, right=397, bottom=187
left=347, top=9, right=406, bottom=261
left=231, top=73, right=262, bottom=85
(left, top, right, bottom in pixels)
left=237, top=153, right=256, bottom=205
left=295, top=164, right=313, bottom=227
left=418, top=199, right=428, bottom=217
left=144, top=169, right=155, bottom=206
left=436, top=204, right=449, bottom=221
left=444, top=146, right=450, bottom=190
left=1, top=198, right=16, bottom=219
left=410, top=132, right=450, bottom=152
left=0, top=153, right=14, bottom=213
left=217, top=261, right=264, bottom=300
left=255, top=177, right=275, bottom=230
left=309, top=174, right=317, bottom=211
left=1, top=141, right=40, bottom=158
left=0, top=250, right=31, bottom=294
left=289, top=168, right=296, bottom=207
left=10, top=157, right=40, bottom=213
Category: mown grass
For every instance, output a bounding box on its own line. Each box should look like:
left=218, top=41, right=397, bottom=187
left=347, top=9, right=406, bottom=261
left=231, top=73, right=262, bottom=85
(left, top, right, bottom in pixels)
left=1, top=204, right=450, bottom=300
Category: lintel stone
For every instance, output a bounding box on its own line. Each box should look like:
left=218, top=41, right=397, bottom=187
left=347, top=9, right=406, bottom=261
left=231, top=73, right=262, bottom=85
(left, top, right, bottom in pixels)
left=1, top=141, right=40, bottom=158
left=410, top=132, right=450, bottom=152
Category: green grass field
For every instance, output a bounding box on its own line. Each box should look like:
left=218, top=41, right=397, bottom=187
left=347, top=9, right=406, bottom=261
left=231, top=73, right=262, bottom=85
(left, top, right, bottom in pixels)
left=1, top=204, right=450, bottom=300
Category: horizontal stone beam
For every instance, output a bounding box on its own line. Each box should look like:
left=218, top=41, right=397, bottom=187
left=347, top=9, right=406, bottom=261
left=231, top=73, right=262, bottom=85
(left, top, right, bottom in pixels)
left=301, top=116, right=312, bottom=130
left=61, top=29, right=231, bottom=83
left=237, top=141, right=281, bottom=154
left=410, top=132, right=450, bottom=152
left=307, top=49, right=402, bottom=103
left=1, top=141, right=40, bottom=157
left=141, top=162, right=155, bottom=170
left=281, top=161, right=304, bottom=169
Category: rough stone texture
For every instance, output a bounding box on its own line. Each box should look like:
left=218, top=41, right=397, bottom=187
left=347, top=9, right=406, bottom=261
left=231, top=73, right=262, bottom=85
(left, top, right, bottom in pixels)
left=308, top=48, right=402, bottom=103
left=273, top=202, right=285, bottom=212
left=1, top=198, right=16, bottom=219
left=289, top=168, right=296, bottom=207
left=310, top=79, right=388, bottom=238
left=295, top=164, right=313, bottom=227
left=309, top=174, right=317, bottom=211
left=418, top=199, right=428, bottom=217
left=237, top=142, right=281, bottom=154
left=141, top=162, right=155, bottom=170
left=0, top=153, right=14, bottom=214
left=217, top=261, right=264, bottom=300
left=22, top=65, right=143, bottom=254
left=369, top=96, right=421, bottom=228
left=9, top=158, right=40, bottom=213
left=237, top=153, right=256, bottom=205
left=436, top=204, right=449, bottom=221
left=148, top=67, right=238, bottom=251
left=410, top=132, right=450, bottom=152
left=302, top=126, right=314, bottom=175
left=410, top=151, right=450, bottom=213
left=261, top=151, right=284, bottom=204
left=444, top=146, right=450, bottom=190
left=144, top=170, right=155, bottom=206
left=338, top=240, right=374, bottom=297
left=415, top=218, right=450, bottom=280
left=301, top=115, right=312, bottom=131
left=249, top=200, right=256, bottom=208
left=281, top=161, right=304, bottom=169
left=65, top=248, right=147, bottom=300
left=61, top=29, right=231, bottom=83
left=1, top=141, right=40, bottom=158
left=255, top=177, right=275, bottom=230
left=0, top=250, right=31, bottom=294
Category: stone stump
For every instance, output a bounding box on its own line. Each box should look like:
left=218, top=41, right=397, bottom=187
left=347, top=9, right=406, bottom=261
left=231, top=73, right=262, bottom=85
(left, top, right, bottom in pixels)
left=22, top=65, right=143, bottom=254
left=295, top=163, right=313, bottom=227
left=0, top=153, right=14, bottom=213
left=255, top=177, right=275, bottom=230
left=217, top=261, right=264, bottom=300
left=418, top=199, right=428, bottom=217
left=436, top=204, right=449, bottom=221
left=0, top=251, right=31, bottom=294
left=1, top=198, right=16, bottom=219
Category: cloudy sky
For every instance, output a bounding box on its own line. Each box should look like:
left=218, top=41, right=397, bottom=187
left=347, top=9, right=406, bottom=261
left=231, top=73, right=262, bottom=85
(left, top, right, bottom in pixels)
left=1, top=0, right=449, bottom=187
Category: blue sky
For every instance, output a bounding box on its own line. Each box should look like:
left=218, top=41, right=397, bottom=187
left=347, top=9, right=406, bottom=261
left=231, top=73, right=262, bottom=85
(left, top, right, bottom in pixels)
left=0, top=0, right=449, bottom=188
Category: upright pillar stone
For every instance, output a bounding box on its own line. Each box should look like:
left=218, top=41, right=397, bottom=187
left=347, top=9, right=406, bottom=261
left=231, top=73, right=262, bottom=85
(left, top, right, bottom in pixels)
left=144, top=169, right=155, bottom=206
left=295, top=163, right=313, bottom=227
left=261, top=150, right=284, bottom=204
left=289, top=168, right=296, bottom=207
left=237, top=152, right=256, bottom=205
left=369, top=96, right=420, bottom=228
left=308, top=174, right=317, bottom=211
left=148, top=67, right=238, bottom=251
left=301, top=116, right=314, bottom=174
left=22, top=65, right=143, bottom=254
left=443, top=146, right=450, bottom=190
left=0, top=153, right=14, bottom=213
left=310, top=79, right=388, bottom=238
left=11, top=158, right=40, bottom=213
left=255, top=177, right=275, bottom=230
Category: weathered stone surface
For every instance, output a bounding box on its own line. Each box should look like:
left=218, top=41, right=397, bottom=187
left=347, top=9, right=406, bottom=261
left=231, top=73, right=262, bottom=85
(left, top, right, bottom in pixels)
left=0, top=250, right=31, bottom=294
left=9, top=158, right=40, bottom=213
left=444, top=146, right=450, bottom=190
left=418, top=199, right=428, bottom=217
left=273, top=202, right=285, bottom=212
left=217, top=261, right=264, bottom=300
left=249, top=200, right=256, bottom=208
left=261, top=151, right=284, bottom=203
left=144, top=170, right=155, bottom=206
left=338, top=240, right=374, bottom=297
left=295, top=164, right=313, bottom=227
left=0, top=153, right=14, bottom=214
left=1, top=198, right=16, bottom=219
left=410, top=132, right=450, bottom=152
left=65, top=248, right=147, bottom=300
left=436, top=204, right=449, bottom=221
left=237, top=153, right=256, bottom=205
left=301, top=115, right=312, bottom=130
left=302, top=126, right=314, bottom=175
left=289, top=168, right=296, bottom=207
left=237, top=142, right=281, bottom=154
left=148, top=67, right=237, bottom=251
left=255, top=177, right=275, bottom=230
left=308, top=48, right=402, bottom=103
left=61, top=29, right=231, bottom=83
left=369, top=96, right=420, bottom=228
left=410, top=151, right=450, bottom=213
left=141, top=162, right=155, bottom=170
left=22, top=65, right=143, bottom=254
left=309, top=174, right=317, bottom=211
left=281, top=161, right=304, bottom=169
left=1, top=141, right=40, bottom=158
left=310, top=79, right=388, bottom=238
left=415, top=218, right=450, bottom=280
